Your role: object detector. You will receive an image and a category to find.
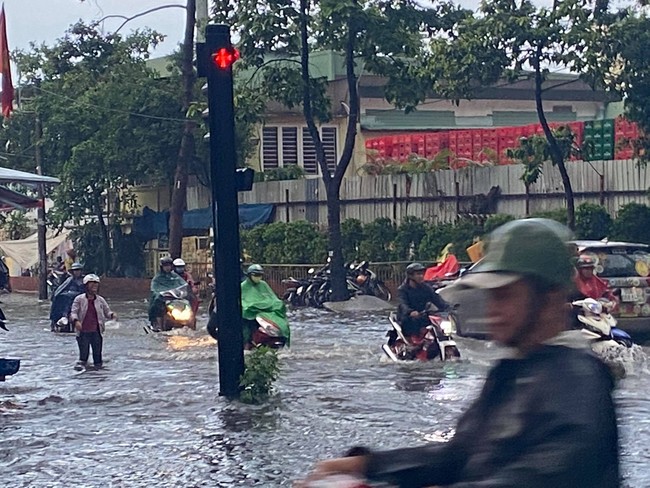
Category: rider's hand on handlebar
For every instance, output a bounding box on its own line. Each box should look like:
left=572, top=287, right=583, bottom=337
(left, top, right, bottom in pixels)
left=409, top=311, right=421, bottom=319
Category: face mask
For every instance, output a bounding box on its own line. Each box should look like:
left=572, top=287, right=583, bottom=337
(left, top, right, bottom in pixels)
left=250, top=275, right=262, bottom=284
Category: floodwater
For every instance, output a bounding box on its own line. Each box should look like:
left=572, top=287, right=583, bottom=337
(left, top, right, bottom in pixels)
left=0, top=292, right=649, bottom=487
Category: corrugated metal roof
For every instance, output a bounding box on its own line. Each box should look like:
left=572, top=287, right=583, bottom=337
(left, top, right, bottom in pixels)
left=492, top=111, right=576, bottom=126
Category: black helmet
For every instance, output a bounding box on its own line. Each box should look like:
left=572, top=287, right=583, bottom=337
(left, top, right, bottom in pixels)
left=160, top=256, right=173, bottom=267
left=406, top=262, right=426, bottom=275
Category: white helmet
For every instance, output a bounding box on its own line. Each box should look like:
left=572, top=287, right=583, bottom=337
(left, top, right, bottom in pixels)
left=173, top=258, right=186, bottom=267
left=83, top=274, right=100, bottom=285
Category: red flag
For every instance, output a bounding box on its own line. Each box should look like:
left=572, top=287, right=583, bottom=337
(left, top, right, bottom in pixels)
left=0, top=5, right=13, bottom=118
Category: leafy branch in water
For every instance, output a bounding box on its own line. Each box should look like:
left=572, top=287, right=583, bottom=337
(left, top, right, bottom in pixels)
left=239, top=346, right=280, bottom=404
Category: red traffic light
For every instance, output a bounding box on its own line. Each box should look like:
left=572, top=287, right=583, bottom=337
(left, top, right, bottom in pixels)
left=212, top=47, right=240, bottom=69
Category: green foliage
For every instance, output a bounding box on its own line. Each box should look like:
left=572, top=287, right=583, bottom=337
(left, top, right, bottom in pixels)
left=612, top=203, right=650, bottom=245
left=359, top=218, right=396, bottom=262
left=419, top=222, right=456, bottom=261
left=341, top=218, right=364, bottom=262
left=0, top=211, right=32, bottom=240
left=70, top=222, right=107, bottom=275
left=254, top=165, right=305, bottom=182
left=362, top=152, right=451, bottom=176
left=394, top=216, right=428, bottom=260
left=529, top=208, right=568, bottom=225
left=240, top=225, right=267, bottom=263
left=247, top=221, right=327, bottom=264
left=239, top=346, right=280, bottom=404
left=483, top=214, right=515, bottom=235
left=575, top=204, right=612, bottom=240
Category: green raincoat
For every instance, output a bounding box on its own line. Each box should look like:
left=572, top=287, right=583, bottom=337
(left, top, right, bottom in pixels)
left=148, top=271, right=188, bottom=322
left=240, top=278, right=290, bottom=346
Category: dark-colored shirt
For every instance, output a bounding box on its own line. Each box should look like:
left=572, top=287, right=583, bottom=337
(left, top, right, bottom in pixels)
left=366, top=340, right=619, bottom=488
left=81, top=296, right=99, bottom=332
left=396, top=279, right=448, bottom=324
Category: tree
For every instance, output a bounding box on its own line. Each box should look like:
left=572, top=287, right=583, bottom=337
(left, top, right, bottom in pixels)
left=405, top=0, right=611, bottom=229
left=507, top=125, right=580, bottom=215
left=168, top=0, right=197, bottom=259
left=578, top=9, right=650, bottom=162
left=8, top=23, right=184, bottom=273
left=213, top=0, right=454, bottom=299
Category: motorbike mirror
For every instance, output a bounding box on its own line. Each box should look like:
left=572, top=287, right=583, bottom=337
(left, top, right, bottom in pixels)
left=459, top=267, right=468, bottom=277
left=308, top=267, right=315, bottom=274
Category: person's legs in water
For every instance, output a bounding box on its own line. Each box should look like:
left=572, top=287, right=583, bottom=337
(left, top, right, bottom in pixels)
left=90, top=331, right=103, bottom=369
left=75, top=333, right=91, bottom=370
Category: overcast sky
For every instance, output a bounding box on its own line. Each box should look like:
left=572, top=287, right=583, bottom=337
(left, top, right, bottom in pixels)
left=6, top=0, right=187, bottom=56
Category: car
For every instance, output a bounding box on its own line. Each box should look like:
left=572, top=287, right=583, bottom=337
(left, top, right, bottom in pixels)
left=438, top=239, right=650, bottom=339
left=573, top=240, right=650, bottom=337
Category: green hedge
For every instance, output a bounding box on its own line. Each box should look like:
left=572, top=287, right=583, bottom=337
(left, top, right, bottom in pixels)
left=239, top=204, right=650, bottom=264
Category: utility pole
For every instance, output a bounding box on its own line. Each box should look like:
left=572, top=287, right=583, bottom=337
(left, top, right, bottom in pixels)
left=195, top=0, right=208, bottom=43
left=198, top=24, right=245, bottom=397
left=34, top=114, right=47, bottom=300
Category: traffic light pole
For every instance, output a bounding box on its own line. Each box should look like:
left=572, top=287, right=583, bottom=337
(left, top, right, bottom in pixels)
left=201, top=24, right=244, bottom=397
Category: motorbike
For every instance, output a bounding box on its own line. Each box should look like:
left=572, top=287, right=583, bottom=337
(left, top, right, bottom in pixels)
left=572, top=298, right=633, bottom=349
left=47, top=269, right=67, bottom=299
left=281, top=276, right=311, bottom=307
left=244, top=315, right=289, bottom=349
left=347, top=261, right=392, bottom=301
left=152, top=284, right=196, bottom=332
left=50, top=286, right=84, bottom=333
left=382, top=305, right=461, bottom=362
left=0, top=306, right=20, bottom=381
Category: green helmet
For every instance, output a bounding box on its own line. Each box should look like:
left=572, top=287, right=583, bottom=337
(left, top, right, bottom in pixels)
left=246, top=264, right=264, bottom=276
left=459, top=218, right=574, bottom=290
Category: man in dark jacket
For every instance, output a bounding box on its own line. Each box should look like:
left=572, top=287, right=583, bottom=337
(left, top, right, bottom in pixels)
left=49, top=262, right=85, bottom=331
left=305, top=218, right=620, bottom=488
left=397, top=262, right=449, bottom=337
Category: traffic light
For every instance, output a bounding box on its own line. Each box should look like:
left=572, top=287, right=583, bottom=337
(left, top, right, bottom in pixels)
left=196, top=25, right=245, bottom=398
left=212, top=47, right=240, bottom=69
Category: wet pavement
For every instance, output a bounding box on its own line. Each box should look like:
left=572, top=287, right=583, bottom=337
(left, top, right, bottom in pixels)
left=1, top=292, right=649, bottom=487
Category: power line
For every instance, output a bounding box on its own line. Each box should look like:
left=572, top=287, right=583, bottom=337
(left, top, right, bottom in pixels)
left=34, top=85, right=190, bottom=124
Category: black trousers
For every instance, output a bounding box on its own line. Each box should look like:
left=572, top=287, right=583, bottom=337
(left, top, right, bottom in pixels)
left=77, top=331, right=103, bottom=365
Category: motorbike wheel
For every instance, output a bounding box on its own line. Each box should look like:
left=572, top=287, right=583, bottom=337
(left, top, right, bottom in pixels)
left=372, top=283, right=392, bottom=302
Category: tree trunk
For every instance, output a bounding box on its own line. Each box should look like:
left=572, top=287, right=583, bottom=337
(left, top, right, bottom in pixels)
left=533, top=49, right=575, bottom=228
left=96, top=205, right=111, bottom=275
left=299, top=0, right=359, bottom=300
left=168, top=0, right=197, bottom=258
left=525, top=183, right=530, bottom=216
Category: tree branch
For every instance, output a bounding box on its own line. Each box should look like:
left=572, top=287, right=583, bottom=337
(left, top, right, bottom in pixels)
left=113, top=5, right=187, bottom=35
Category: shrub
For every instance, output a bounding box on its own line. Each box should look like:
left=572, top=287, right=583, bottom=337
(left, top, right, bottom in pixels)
left=529, top=208, right=568, bottom=225
left=239, top=346, right=280, bottom=404
left=341, top=218, right=364, bottom=262
left=261, top=222, right=288, bottom=263
left=483, top=214, right=515, bottom=235
left=240, top=225, right=267, bottom=263
left=394, top=216, right=428, bottom=260
left=574, top=203, right=612, bottom=240
left=612, top=203, right=650, bottom=244
left=283, top=220, right=327, bottom=264
left=419, top=222, right=456, bottom=261
left=359, top=217, right=397, bottom=261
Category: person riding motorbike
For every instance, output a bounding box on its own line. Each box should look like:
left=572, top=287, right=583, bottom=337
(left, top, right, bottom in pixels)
left=49, top=262, right=85, bottom=331
left=573, top=254, right=615, bottom=302
left=396, top=262, right=450, bottom=338
left=149, top=256, right=188, bottom=331
left=304, top=218, right=619, bottom=488
left=173, top=258, right=200, bottom=315
left=241, top=264, right=290, bottom=348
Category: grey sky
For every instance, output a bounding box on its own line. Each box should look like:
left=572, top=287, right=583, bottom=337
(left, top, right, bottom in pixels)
left=7, top=0, right=186, bottom=56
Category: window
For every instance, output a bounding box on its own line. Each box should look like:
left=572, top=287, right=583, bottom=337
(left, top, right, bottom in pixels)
left=260, top=125, right=338, bottom=174
left=282, top=127, right=298, bottom=166
left=262, top=127, right=279, bottom=169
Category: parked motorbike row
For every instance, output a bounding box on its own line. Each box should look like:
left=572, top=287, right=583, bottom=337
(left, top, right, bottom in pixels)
left=282, top=260, right=392, bottom=308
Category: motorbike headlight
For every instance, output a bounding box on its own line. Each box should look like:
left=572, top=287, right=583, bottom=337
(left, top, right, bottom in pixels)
left=440, top=318, right=456, bottom=335
left=170, top=306, right=193, bottom=322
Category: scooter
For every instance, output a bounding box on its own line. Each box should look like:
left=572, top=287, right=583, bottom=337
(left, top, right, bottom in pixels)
left=149, top=284, right=196, bottom=332
left=382, top=305, right=461, bottom=362
left=572, top=298, right=633, bottom=348
left=0, top=307, right=20, bottom=381
left=244, top=315, right=288, bottom=349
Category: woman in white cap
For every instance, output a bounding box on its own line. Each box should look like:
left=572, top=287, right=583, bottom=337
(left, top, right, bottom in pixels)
left=70, top=274, right=116, bottom=371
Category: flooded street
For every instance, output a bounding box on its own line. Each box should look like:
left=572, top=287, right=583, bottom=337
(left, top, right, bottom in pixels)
left=1, top=292, right=650, bottom=487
